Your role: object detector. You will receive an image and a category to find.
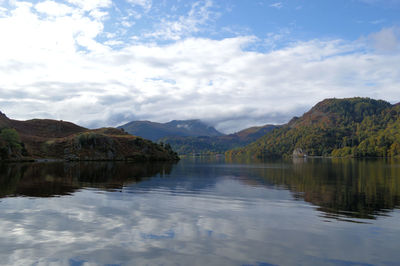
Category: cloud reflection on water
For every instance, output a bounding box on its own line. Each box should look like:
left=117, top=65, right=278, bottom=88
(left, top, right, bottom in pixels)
left=0, top=160, right=400, bottom=265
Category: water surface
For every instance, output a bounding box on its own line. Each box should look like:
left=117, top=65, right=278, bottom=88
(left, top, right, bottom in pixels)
left=1, top=158, right=400, bottom=265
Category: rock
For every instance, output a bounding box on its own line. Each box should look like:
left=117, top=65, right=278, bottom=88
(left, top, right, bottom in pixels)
left=293, top=148, right=307, bottom=158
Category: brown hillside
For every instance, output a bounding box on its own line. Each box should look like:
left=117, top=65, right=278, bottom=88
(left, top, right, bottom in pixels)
left=0, top=111, right=11, bottom=128
left=233, top=124, right=277, bottom=139
left=0, top=112, right=179, bottom=162
left=12, top=119, right=87, bottom=139
left=289, top=97, right=391, bottom=129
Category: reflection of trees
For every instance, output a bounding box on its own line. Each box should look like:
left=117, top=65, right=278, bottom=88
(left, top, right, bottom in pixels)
left=2, top=158, right=399, bottom=220
left=241, top=158, right=400, bottom=219
left=0, top=162, right=176, bottom=198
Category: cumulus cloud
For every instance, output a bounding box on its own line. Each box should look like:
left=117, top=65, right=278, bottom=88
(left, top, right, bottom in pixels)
left=0, top=1, right=399, bottom=133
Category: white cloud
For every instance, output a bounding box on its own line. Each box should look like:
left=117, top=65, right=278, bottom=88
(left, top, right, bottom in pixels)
left=265, top=28, right=291, bottom=49
left=126, top=0, right=152, bottom=12
left=0, top=1, right=399, bottom=133
left=270, top=2, right=283, bottom=9
left=34, top=0, right=73, bottom=17
left=144, top=0, right=215, bottom=40
left=89, top=9, right=109, bottom=20
left=66, top=0, right=111, bottom=12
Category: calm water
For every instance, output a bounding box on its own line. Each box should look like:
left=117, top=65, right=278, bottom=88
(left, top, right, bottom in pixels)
left=1, top=158, right=400, bottom=265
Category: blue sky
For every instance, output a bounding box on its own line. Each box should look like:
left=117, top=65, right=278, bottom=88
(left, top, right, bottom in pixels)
left=97, top=0, right=399, bottom=45
left=0, top=0, right=399, bottom=132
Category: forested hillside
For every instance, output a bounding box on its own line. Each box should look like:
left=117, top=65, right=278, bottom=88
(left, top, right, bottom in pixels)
left=161, top=124, right=277, bottom=155
left=226, top=98, right=400, bottom=158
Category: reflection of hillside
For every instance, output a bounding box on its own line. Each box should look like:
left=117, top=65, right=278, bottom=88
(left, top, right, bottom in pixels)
left=290, top=159, right=400, bottom=219
left=0, top=162, right=175, bottom=198
left=228, top=158, right=400, bottom=220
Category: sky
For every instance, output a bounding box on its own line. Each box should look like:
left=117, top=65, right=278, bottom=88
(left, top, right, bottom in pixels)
left=0, top=0, right=399, bottom=133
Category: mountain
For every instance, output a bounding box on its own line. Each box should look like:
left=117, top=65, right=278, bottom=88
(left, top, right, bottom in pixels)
left=118, top=119, right=223, bottom=141
left=0, top=111, right=179, bottom=162
left=161, top=124, right=278, bottom=155
left=226, top=97, right=400, bottom=158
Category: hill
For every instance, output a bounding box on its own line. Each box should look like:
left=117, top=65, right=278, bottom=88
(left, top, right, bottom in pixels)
left=118, top=119, right=223, bottom=141
left=226, top=97, right=400, bottom=158
left=0, top=112, right=179, bottom=162
left=161, top=124, right=278, bottom=155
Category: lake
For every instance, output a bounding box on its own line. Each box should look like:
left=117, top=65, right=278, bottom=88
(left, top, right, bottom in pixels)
left=1, top=157, right=400, bottom=265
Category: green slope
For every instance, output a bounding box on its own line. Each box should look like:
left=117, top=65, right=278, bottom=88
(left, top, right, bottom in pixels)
left=226, top=97, right=400, bottom=158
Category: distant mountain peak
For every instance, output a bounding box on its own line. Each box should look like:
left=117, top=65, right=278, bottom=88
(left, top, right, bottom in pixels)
left=119, top=119, right=223, bottom=141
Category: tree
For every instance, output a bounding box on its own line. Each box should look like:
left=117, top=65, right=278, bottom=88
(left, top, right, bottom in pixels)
left=0, top=128, right=21, bottom=149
